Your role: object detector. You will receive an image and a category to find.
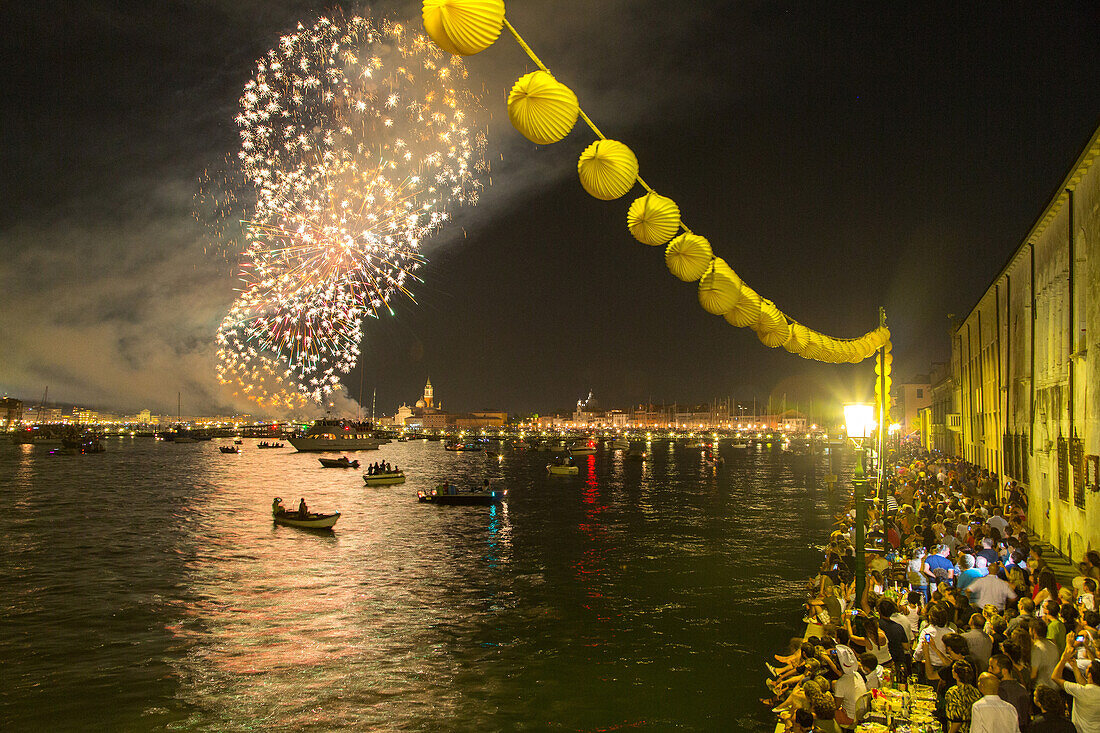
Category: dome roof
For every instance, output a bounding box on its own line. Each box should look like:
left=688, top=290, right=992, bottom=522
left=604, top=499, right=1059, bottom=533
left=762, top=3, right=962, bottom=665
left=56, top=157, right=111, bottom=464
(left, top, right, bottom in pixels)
left=415, top=399, right=426, bottom=408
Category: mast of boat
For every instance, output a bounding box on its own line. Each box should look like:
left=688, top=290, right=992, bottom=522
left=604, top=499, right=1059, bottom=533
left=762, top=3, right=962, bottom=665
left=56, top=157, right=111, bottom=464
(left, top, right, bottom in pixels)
left=357, top=365, right=364, bottom=422
left=36, top=386, right=48, bottom=423
left=371, top=388, right=376, bottom=425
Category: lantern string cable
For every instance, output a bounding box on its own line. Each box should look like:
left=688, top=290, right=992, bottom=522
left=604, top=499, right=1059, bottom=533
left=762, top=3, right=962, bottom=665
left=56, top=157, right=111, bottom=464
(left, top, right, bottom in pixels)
left=501, top=16, right=885, bottom=350
left=503, top=19, right=675, bottom=214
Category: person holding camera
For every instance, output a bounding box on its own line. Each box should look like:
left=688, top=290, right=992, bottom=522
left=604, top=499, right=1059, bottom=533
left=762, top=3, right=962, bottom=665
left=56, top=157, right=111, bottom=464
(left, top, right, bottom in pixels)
left=1051, top=631, right=1100, bottom=733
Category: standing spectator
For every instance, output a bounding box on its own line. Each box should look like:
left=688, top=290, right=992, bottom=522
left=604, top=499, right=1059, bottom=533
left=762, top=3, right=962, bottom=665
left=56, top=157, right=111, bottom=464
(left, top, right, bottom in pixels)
left=967, top=565, right=1017, bottom=611
left=1030, top=619, right=1061, bottom=690
left=969, top=671, right=1021, bottom=733
left=989, top=653, right=1030, bottom=730
left=927, top=544, right=957, bottom=589
left=1044, top=601, right=1068, bottom=655
left=1028, top=685, right=1077, bottom=733
left=1008, top=597, right=1036, bottom=635
left=945, top=661, right=982, bottom=733
left=962, top=613, right=994, bottom=671
left=1052, top=637, right=1100, bottom=733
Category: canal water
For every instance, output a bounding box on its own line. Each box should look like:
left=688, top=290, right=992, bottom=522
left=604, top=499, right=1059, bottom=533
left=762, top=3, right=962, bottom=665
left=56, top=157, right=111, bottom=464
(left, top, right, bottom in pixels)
left=0, top=438, right=848, bottom=731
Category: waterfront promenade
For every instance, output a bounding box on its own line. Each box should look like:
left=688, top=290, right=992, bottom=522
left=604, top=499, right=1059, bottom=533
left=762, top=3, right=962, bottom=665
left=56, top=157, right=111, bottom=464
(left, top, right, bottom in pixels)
left=764, top=449, right=1100, bottom=732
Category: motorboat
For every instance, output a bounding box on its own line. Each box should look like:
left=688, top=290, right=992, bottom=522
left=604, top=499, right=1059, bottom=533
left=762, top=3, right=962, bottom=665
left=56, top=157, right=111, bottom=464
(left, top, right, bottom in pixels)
left=566, top=440, right=597, bottom=456
left=319, top=456, right=359, bottom=468
left=417, top=486, right=506, bottom=505
left=444, top=441, right=483, bottom=452
left=363, top=470, right=406, bottom=485
left=256, top=442, right=285, bottom=449
left=272, top=508, right=340, bottom=529
left=61, top=435, right=106, bottom=454
left=219, top=445, right=240, bottom=454
left=288, top=419, right=382, bottom=452
left=730, top=440, right=750, bottom=450
left=547, top=464, right=579, bottom=475
left=233, top=437, right=244, bottom=445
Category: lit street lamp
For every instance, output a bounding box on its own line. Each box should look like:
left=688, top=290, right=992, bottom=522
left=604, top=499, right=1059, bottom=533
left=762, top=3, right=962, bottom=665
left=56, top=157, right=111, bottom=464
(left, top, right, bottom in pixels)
left=844, top=402, right=876, bottom=603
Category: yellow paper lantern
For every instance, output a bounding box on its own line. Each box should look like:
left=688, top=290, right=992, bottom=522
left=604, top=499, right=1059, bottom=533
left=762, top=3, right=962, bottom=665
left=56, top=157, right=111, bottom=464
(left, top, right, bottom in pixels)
left=724, top=283, right=761, bottom=327
left=422, top=0, right=505, bottom=56
left=507, top=71, right=579, bottom=145
left=627, top=192, right=681, bottom=246
left=665, top=233, right=713, bottom=282
left=783, top=322, right=810, bottom=354
left=797, top=331, right=822, bottom=360
left=755, top=317, right=790, bottom=349
left=846, top=341, right=865, bottom=364
left=698, top=258, right=743, bottom=315
left=753, top=300, right=789, bottom=348
left=578, top=139, right=638, bottom=200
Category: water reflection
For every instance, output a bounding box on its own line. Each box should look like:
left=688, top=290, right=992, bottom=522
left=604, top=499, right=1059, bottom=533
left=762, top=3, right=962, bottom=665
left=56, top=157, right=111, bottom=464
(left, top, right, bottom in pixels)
left=0, top=438, right=852, bottom=731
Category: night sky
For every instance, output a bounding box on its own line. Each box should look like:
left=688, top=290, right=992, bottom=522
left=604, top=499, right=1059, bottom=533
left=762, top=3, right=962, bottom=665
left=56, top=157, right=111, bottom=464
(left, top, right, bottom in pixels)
left=3, top=1, right=1098, bottom=417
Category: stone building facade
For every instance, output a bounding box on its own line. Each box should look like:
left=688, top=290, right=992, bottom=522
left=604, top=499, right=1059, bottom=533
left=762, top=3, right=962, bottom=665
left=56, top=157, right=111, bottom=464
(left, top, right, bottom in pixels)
left=952, top=124, right=1100, bottom=561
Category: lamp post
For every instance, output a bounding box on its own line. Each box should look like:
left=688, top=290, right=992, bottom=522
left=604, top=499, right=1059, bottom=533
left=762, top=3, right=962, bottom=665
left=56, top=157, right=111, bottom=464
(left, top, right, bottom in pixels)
left=844, top=402, right=876, bottom=604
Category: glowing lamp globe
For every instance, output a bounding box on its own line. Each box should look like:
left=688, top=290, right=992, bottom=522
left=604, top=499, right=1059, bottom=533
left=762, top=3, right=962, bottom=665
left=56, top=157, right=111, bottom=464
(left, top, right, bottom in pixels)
left=844, top=403, right=876, bottom=440
left=422, top=0, right=505, bottom=56
left=507, top=71, right=579, bottom=144
left=664, top=233, right=712, bottom=282
left=627, top=192, right=680, bottom=246
left=578, top=139, right=638, bottom=200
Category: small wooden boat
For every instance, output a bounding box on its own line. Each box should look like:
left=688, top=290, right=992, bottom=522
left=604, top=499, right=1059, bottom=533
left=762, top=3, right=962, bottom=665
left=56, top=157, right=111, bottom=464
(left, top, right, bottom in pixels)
left=319, top=456, right=359, bottom=468
left=219, top=445, right=239, bottom=454
left=547, top=463, right=579, bottom=475
left=273, top=509, right=340, bottom=529
left=417, top=487, right=506, bottom=505
left=233, top=437, right=244, bottom=445
left=257, top=442, right=285, bottom=449
left=363, top=470, right=406, bottom=485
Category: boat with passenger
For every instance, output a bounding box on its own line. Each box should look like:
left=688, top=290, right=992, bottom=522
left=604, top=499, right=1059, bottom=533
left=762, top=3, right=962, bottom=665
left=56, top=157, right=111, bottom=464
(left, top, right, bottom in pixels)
left=219, top=445, right=239, bottom=454
left=256, top=441, right=285, bottom=449
left=363, top=470, right=406, bottom=485
left=271, top=498, right=339, bottom=529
left=319, top=456, right=359, bottom=468
left=288, top=419, right=382, bottom=452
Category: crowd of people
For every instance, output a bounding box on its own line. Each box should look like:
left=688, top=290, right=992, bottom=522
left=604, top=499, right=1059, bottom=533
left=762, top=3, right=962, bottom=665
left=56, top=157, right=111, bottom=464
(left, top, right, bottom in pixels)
left=766, top=448, right=1100, bottom=733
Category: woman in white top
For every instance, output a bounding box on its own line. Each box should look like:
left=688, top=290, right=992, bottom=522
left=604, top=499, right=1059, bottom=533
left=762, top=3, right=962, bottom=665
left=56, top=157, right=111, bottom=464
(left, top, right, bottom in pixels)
left=846, top=614, right=893, bottom=665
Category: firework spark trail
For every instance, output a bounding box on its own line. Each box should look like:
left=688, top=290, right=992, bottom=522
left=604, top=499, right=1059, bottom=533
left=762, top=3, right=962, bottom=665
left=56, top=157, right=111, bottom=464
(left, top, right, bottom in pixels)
left=214, top=14, right=487, bottom=408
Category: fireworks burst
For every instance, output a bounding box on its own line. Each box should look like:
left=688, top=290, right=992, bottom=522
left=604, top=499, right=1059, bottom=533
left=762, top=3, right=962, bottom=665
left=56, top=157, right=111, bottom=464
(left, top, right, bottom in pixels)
left=214, top=14, right=487, bottom=407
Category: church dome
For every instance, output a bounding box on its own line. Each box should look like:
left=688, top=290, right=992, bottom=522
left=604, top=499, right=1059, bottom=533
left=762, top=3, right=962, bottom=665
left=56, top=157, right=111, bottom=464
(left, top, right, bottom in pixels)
left=415, top=399, right=426, bottom=408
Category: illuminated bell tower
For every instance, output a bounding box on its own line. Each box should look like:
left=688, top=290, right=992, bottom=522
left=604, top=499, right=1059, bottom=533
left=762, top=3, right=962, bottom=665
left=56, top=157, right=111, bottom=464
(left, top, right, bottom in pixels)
left=423, top=378, right=433, bottom=409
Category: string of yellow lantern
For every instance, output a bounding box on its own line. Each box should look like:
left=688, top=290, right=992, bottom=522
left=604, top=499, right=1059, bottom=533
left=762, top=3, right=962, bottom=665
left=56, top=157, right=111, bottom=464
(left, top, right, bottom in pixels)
left=421, top=0, right=893, bottom=400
